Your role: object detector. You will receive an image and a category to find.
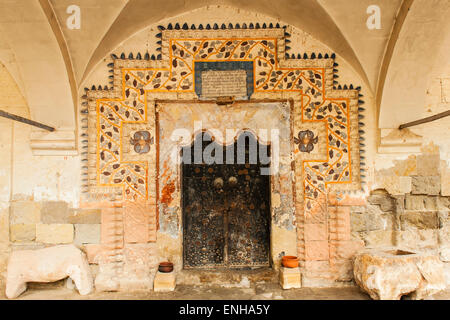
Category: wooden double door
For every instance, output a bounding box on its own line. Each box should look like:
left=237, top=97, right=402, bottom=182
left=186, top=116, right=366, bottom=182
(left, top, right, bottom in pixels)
left=182, top=132, right=271, bottom=268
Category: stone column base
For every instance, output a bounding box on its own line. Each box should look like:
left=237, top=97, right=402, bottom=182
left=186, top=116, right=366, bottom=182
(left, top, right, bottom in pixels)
left=154, top=271, right=176, bottom=292
left=279, top=267, right=301, bottom=289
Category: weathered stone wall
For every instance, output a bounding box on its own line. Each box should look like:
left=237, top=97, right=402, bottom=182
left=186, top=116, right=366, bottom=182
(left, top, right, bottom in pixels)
left=352, top=145, right=450, bottom=285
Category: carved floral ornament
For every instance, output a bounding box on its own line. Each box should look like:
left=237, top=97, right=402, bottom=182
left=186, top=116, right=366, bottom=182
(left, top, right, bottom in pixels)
left=130, top=131, right=154, bottom=154
left=294, top=130, right=318, bottom=153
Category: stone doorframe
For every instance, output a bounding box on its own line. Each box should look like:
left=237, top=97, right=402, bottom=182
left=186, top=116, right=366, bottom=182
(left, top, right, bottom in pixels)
left=83, top=26, right=364, bottom=290
left=155, top=100, right=296, bottom=271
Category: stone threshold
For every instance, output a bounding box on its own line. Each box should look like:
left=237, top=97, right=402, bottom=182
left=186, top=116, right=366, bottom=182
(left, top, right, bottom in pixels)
left=177, top=267, right=278, bottom=286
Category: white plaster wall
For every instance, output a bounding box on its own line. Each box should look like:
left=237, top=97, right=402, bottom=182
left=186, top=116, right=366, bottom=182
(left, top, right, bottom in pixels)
left=374, top=29, right=450, bottom=172
left=0, top=62, right=81, bottom=207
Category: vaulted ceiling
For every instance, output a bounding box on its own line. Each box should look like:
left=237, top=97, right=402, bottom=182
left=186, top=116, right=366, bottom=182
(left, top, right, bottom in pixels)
left=0, top=0, right=448, bottom=136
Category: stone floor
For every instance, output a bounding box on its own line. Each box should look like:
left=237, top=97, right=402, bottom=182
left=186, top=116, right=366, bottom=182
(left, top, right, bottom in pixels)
left=1, top=282, right=449, bottom=300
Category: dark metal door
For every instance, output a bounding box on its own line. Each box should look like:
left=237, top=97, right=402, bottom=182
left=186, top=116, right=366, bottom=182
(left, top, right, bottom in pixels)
left=182, top=132, right=271, bottom=268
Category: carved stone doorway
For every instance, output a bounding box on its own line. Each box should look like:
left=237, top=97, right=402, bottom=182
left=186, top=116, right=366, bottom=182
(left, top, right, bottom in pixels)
left=182, top=131, right=271, bottom=269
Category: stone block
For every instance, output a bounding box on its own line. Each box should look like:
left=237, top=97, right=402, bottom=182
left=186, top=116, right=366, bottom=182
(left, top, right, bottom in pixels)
left=405, top=195, right=426, bottom=211
left=438, top=211, right=449, bottom=228
left=364, top=230, right=393, bottom=247
left=375, top=176, right=412, bottom=196
left=279, top=267, right=301, bottom=289
left=416, top=154, right=440, bottom=176
left=10, top=243, right=45, bottom=251
left=334, top=240, right=365, bottom=260
left=95, top=264, right=120, bottom=292
left=424, top=197, right=439, bottom=210
left=411, top=176, right=441, bottom=195
left=440, top=247, right=450, bottom=262
left=303, top=261, right=331, bottom=278
left=367, top=193, right=395, bottom=212
left=350, top=213, right=365, bottom=232
left=69, top=209, right=101, bottom=224
left=74, top=224, right=101, bottom=245
left=153, top=271, right=176, bottom=292
left=123, top=243, right=158, bottom=274
left=40, top=201, right=70, bottom=224
left=334, top=259, right=354, bottom=281
left=100, top=207, right=124, bottom=246
left=83, top=244, right=104, bottom=264
left=400, top=211, right=439, bottom=230
left=10, top=201, right=40, bottom=225
left=36, top=224, right=73, bottom=244
left=438, top=225, right=450, bottom=245
left=365, top=212, right=392, bottom=231
left=328, top=206, right=351, bottom=241
left=398, top=176, right=413, bottom=195
left=353, top=248, right=446, bottom=300
left=445, top=263, right=450, bottom=287
left=398, top=229, right=438, bottom=249
left=10, top=224, right=35, bottom=242
left=327, top=193, right=366, bottom=206
left=305, top=241, right=329, bottom=261
left=0, top=206, right=9, bottom=243
left=304, top=224, right=327, bottom=241
left=124, top=201, right=153, bottom=244
left=441, top=162, right=450, bottom=196
left=437, top=197, right=450, bottom=210
left=405, top=195, right=442, bottom=211
left=120, top=275, right=153, bottom=291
